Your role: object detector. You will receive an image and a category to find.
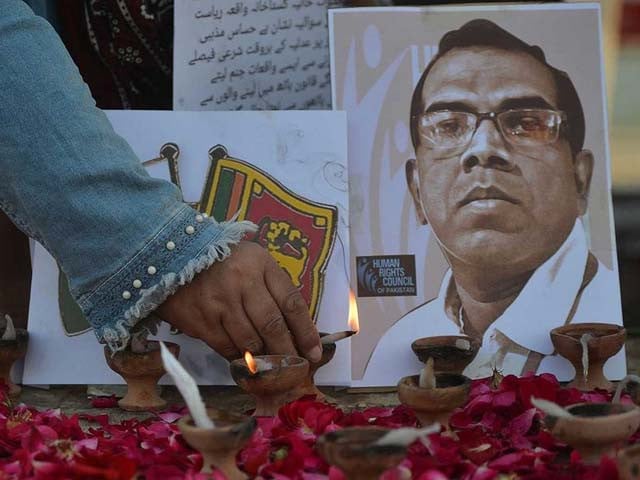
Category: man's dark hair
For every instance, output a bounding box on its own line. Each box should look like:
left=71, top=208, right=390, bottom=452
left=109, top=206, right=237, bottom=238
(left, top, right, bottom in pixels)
left=410, top=19, right=586, bottom=155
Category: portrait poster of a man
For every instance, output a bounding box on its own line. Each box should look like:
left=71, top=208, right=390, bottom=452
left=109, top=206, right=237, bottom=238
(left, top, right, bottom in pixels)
left=329, top=4, right=626, bottom=386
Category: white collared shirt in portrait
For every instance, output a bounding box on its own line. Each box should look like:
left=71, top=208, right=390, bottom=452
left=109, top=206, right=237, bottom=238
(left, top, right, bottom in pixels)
left=360, top=220, right=625, bottom=386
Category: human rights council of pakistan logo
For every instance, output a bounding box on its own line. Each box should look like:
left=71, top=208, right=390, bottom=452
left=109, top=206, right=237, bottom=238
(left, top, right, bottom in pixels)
left=58, top=143, right=338, bottom=335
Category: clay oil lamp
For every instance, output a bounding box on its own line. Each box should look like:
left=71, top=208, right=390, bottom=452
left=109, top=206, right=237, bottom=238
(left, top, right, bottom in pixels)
left=297, top=290, right=360, bottom=400
left=614, top=375, right=640, bottom=405
left=397, top=357, right=471, bottom=429
left=297, top=333, right=337, bottom=400
left=532, top=397, right=640, bottom=464
left=411, top=335, right=480, bottom=374
left=230, top=351, right=309, bottom=416
left=317, top=425, right=437, bottom=480
left=617, top=443, right=640, bottom=480
left=550, top=323, right=625, bottom=391
left=104, top=331, right=179, bottom=411
left=161, top=343, right=256, bottom=479
left=178, top=409, right=256, bottom=480
left=0, top=315, right=28, bottom=398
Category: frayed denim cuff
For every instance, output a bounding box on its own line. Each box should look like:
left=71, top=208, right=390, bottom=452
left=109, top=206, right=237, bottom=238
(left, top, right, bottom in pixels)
left=77, top=204, right=257, bottom=352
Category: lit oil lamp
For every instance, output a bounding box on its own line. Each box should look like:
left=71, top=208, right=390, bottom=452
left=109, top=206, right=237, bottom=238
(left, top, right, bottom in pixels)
left=550, top=323, right=625, bottom=391
left=104, top=333, right=180, bottom=411
left=0, top=315, right=28, bottom=398
left=317, top=425, right=438, bottom=480
left=411, top=335, right=480, bottom=374
left=229, top=351, right=309, bottom=416
left=533, top=397, right=640, bottom=464
left=160, top=343, right=256, bottom=479
left=397, top=357, right=471, bottom=429
left=297, top=290, right=360, bottom=400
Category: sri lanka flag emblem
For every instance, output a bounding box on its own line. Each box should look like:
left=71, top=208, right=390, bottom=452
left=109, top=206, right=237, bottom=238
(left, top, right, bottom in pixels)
left=200, top=145, right=338, bottom=322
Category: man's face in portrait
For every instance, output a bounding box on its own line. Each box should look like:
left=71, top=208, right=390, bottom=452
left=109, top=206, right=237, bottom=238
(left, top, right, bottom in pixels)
left=409, top=47, right=593, bottom=274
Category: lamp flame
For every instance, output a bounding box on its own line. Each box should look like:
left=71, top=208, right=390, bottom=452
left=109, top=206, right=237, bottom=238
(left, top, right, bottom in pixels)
left=245, top=351, right=258, bottom=374
left=348, top=289, right=360, bottom=333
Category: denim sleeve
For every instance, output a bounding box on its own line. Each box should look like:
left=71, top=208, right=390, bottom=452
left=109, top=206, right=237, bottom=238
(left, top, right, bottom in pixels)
left=0, top=0, right=256, bottom=350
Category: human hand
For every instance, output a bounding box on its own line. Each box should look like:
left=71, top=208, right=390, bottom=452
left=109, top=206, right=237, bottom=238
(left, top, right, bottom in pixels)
left=155, top=240, right=322, bottom=362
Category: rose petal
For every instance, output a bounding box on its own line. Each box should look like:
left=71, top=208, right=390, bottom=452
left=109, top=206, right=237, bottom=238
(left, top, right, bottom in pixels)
left=492, top=391, right=517, bottom=409
left=416, top=469, right=449, bottom=480
left=90, top=395, right=119, bottom=409
left=157, top=412, right=184, bottom=424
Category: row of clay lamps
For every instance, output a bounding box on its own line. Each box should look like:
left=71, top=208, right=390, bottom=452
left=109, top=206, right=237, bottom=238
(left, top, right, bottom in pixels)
left=406, top=328, right=640, bottom=472
left=99, top=334, right=339, bottom=479
left=91, top=322, right=636, bottom=421
left=5, top=322, right=626, bottom=409
left=7, top=324, right=639, bottom=478
left=311, top=336, right=478, bottom=479
left=105, top=334, right=476, bottom=478
left=176, top=334, right=340, bottom=480
left=102, top=331, right=338, bottom=414
left=408, top=323, right=628, bottom=393
left=100, top=325, right=640, bottom=478
left=408, top=329, right=640, bottom=480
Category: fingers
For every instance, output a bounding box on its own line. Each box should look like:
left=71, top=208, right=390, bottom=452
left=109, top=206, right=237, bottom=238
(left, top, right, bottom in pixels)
left=243, top=286, right=297, bottom=356
left=264, top=261, right=321, bottom=363
left=199, top=316, right=241, bottom=360
left=169, top=306, right=241, bottom=361
left=220, top=304, right=265, bottom=356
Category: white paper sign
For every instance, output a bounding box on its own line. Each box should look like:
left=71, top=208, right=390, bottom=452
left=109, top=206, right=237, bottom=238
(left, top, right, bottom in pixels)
left=24, top=110, right=350, bottom=386
left=174, top=0, right=342, bottom=111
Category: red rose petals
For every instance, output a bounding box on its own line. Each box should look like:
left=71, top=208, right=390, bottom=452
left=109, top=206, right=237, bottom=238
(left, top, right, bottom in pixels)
left=90, top=395, right=119, bottom=409
left=0, top=376, right=634, bottom=479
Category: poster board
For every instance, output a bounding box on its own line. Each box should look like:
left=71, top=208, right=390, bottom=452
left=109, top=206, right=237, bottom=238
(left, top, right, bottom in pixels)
left=329, top=3, right=626, bottom=386
left=23, top=111, right=350, bottom=386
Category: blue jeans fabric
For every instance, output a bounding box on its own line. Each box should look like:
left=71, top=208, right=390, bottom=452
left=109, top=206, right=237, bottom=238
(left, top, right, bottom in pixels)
left=21, top=0, right=59, bottom=31
left=0, top=0, right=255, bottom=349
